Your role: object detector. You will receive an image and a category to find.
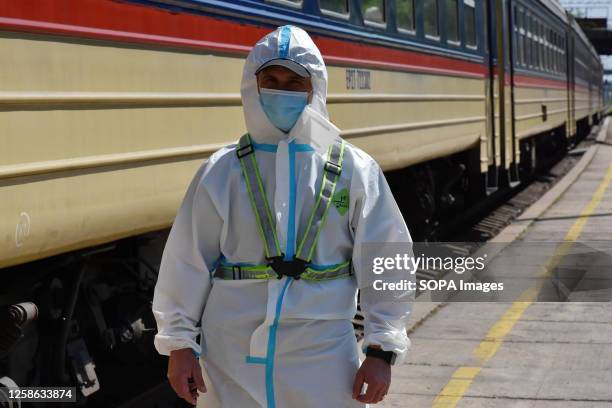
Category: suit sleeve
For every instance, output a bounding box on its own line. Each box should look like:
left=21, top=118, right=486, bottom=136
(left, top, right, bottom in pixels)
left=350, top=157, right=415, bottom=365
left=152, top=161, right=223, bottom=356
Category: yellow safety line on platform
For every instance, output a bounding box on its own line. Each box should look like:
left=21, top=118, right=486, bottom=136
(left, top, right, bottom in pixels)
left=432, top=163, right=612, bottom=408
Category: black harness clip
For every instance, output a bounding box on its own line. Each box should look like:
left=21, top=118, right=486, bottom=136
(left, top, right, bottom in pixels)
left=267, top=255, right=308, bottom=280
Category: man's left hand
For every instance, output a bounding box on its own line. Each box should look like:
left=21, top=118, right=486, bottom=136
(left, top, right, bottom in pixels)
left=352, top=356, right=391, bottom=404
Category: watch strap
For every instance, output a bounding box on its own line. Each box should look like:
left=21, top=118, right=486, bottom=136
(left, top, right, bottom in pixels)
left=365, top=347, right=395, bottom=364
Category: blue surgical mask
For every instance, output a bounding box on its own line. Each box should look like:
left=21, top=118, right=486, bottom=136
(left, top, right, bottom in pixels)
left=259, top=88, right=309, bottom=132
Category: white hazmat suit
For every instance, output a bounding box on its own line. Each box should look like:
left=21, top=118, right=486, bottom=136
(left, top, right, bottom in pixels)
left=152, top=25, right=414, bottom=408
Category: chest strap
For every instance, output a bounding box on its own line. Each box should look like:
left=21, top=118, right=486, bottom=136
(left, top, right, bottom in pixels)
left=214, top=261, right=352, bottom=282
left=223, top=133, right=347, bottom=281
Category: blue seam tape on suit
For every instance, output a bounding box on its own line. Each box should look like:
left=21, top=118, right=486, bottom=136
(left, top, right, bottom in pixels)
left=278, top=25, right=291, bottom=58
left=265, top=277, right=291, bottom=408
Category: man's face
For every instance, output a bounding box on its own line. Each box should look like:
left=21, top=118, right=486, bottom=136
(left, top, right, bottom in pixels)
left=256, top=65, right=313, bottom=103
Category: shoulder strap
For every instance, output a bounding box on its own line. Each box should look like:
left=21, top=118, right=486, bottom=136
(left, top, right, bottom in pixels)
left=295, top=139, right=346, bottom=263
left=236, top=134, right=346, bottom=264
left=236, top=134, right=283, bottom=259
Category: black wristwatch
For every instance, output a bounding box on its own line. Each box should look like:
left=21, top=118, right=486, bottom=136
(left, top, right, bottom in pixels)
left=365, top=346, right=396, bottom=365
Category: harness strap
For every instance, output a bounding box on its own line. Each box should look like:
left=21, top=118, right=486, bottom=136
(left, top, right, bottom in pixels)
left=295, top=139, right=345, bottom=263
left=229, top=133, right=348, bottom=281
left=237, top=134, right=283, bottom=259
left=215, top=261, right=352, bottom=282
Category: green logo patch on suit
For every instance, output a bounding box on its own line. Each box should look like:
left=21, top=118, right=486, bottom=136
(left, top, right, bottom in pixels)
left=333, top=188, right=349, bottom=216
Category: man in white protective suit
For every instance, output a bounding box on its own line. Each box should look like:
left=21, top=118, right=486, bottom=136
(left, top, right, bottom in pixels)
left=152, top=25, right=415, bottom=407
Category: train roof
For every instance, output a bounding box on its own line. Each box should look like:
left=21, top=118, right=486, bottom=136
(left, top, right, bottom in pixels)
left=568, top=13, right=601, bottom=63
left=540, top=0, right=569, bottom=24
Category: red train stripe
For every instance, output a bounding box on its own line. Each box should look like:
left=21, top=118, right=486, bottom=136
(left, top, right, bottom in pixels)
left=514, top=74, right=567, bottom=90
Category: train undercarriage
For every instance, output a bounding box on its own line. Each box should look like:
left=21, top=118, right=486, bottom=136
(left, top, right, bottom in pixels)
left=1, top=235, right=180, bottom=407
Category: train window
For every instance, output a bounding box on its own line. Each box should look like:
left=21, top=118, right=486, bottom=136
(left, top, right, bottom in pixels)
left=540, top=24, right=545, bottom=71
left=555, top=34, right=560, bottom=72
left=561, top=38, right=565, bottom=74
left=557, top=35, right=562, bottom=73
left=464, top=0, right=477, bottom=48
left=516, top=8, right=521, bottom=65
left=268, top=0, right=302, bottom=9
left=526, top=12, right=532, bottom=68
left=535, top=20, right=541, bottom=70
left=539, top=23, right=544, bottom=71
left=552, top=47, right=556, bottom=74
left=556, top=33, right=561, bottom=73
left=540, top=23, right=548, bottom=71
left=320, top=0, right=349, bottom=16
left=531, top=17, right=537, bottom=70
left=517, top=7, right=525, bottom=66
left=424, top=0, right=439, bottom=38
left=548, top=29, right=553, bottom=72
left=549, top=40, right=553, bottom=72
left=513, top=5, right=519, bottom=63
left=515, top=17, right=521, bottom=64
left=549, top=29, right=554, bottom=72
left=445, top=0, right=459, bottom=43
left=543, top=27, right=548, bottom=72
left=555, top=33, right=560, bottom=73
left=397, top=0, right=416, bottom=32
left=520, top=9, right=527, bottom=66
left=551, top=33, right=556, bottom=73
left=362, top=0, right=385, bottom=24
left=550, top=45, right=557, bottom=73
left=557, top=33, right=562, bottom=73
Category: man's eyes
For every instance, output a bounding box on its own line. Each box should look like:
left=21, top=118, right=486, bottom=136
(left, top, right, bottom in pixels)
left=260, top=77, right=308, bottom=90
left=261, top=80, right=277, bottom=87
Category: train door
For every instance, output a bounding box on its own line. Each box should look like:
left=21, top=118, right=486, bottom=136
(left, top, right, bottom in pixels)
left=485, top=0, right=518, bottom=192
left=566, top=28, right=575, bottom=139
left=484, top=0, right=500, bottom=193
left=506, top=0, right=519, bottom=186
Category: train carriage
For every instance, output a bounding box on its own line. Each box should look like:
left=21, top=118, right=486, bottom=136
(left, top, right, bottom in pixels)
left=509, top=0, right=570, bottom=167
left=0, top=0, right=607, bottom=404
left=568, top=13, right=604, bottom=137
left=1, top=0, right=491, bottom=270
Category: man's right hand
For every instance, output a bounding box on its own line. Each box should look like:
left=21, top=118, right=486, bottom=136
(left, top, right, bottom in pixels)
left=168, top=348, right=206, bottom=405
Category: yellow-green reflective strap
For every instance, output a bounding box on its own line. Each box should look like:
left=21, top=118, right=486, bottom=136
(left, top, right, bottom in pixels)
left=214, top=261, right=352, bottom=281
left=236, top=134, right=346, bottom=270
left=237, top=134, right=283, bottom=259
left=295, top=139, right=345, bottom=262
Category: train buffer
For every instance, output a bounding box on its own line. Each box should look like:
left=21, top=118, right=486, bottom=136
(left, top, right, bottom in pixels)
left=382, top=118, right=612, bottom=407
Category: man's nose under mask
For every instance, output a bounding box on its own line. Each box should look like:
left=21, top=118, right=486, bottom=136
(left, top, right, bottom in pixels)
left=259, top=88, right=309, bottom=133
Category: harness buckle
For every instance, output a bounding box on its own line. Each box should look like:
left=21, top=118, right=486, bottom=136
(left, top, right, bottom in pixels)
left=324, top=161, right=342, bottom=176
left=236, top=143, right=254, bottom=158
left=267, top=255, right=308, bottom=280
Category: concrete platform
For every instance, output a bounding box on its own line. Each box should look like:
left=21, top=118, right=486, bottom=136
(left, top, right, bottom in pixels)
left=384, top=117, right=612, bottom=408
